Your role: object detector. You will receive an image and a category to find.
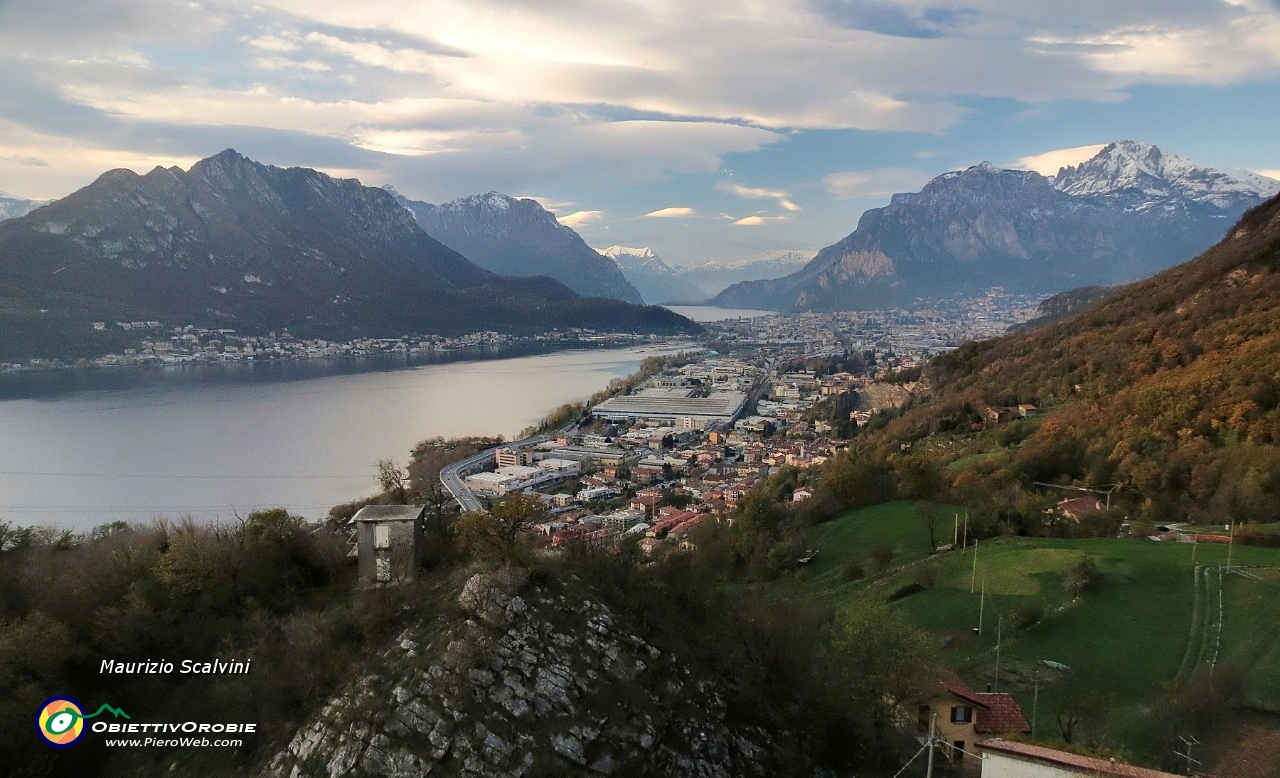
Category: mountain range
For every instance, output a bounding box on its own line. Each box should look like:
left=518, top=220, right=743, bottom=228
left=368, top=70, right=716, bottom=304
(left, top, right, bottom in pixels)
left=0, top=191, right=43, bottom=222
left=597, top=246, right=707, bottom=304
left=714, top=140, right=1280, bottom=311
left=0, top=151, right=695, bottom=361
left=387, top=189, right=643, bottom=304
left=679, top=250, right=812, bottom=296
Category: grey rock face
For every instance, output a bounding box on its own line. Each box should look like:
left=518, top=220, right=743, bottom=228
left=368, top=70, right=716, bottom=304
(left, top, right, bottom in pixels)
left=391, top=190, right=644, bottom=304
left=713, top=141, right=1279, bottom=312
left=257, top=572, right=777, bottom=778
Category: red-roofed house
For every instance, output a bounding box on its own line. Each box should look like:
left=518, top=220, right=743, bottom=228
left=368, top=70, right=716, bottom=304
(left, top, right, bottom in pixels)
left=978, top=738, right=1180, bottom=778
left=1057, top=496, right=1106, bottom=520
left=915, top=678, right=1030, bottom=765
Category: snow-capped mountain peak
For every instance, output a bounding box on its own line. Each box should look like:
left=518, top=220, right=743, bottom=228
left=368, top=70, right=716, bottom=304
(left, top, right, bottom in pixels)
left=1052, top=140, right=1277, bottom=212
left=0, top=190, right=45, bottom=222
left=598, top=245, right=675, bottom=275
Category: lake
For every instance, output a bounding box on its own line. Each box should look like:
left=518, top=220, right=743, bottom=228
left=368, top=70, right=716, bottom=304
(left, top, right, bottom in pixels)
left=662, top=305, right=778, bottom=322
left=0, top=344, right=689, bottom=531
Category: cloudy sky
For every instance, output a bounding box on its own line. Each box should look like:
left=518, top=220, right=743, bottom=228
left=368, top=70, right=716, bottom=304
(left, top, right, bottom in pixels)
left=1, top=0, right=1279, bottom=266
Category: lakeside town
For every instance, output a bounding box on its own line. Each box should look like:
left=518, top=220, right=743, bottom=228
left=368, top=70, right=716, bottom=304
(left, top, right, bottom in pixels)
left=0, top=289, right=1043, bottom=375
left=428, top=288, right=1046, bottom=559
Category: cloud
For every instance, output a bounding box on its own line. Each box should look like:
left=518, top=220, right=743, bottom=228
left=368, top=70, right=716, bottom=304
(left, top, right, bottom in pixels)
left=733, top=215, right=794, bottom=226
left=914, top=150, right=939, bottom=159
left=1013, top=143, right=1106, bottom=175
left=717, top=181, right=802, bottom=212
left=645, top=207, right=697, bottom=218
left=558, top=209, right=602, bottom=227
left=1251, top=168, right=1280, bottom=180
left=823, top=167, right=933, bottom=199
left=518, top=195, right=575, bottom=212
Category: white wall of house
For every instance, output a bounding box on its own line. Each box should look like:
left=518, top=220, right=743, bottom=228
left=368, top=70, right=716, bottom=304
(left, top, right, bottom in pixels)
left=982, top=752, right=1086, bottom=778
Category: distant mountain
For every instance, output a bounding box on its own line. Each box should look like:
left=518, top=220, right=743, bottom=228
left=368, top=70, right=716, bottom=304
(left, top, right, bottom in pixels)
left=879, top=190, right=1280, bottom=521
left=1008, top=285, right=1114, bottom=332
left=0, top=191, right=44, bottom=222
left=598, top=245, right=706, bottom=304
left=388, top=189, right=643, bottom=304
left=713, top=141, right=1280, bottom=311
left=0, top=151, right=696, bottom=361
left=679, top=250, right=812, bottom=296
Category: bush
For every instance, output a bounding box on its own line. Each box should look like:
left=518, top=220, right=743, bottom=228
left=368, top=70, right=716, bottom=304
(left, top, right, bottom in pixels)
left=868, top=545, right=895, bottom=573
left=1013, top=604, right=1043, bottom=630
left=842, top=561, right=864, bottom=581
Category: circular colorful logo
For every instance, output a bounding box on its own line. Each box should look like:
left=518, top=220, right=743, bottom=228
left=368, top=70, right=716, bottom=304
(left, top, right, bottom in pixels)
left=36, top=697, right=85, bottom=747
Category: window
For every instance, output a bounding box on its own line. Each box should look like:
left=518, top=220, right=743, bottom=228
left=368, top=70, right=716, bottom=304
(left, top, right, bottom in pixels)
left=374, top=524, right=390, bottom=549
left=950, top=705, right=972, bottom=724
left=375, top=556, right=390, bottom=582
left=952, top=741, right=965, bottom=762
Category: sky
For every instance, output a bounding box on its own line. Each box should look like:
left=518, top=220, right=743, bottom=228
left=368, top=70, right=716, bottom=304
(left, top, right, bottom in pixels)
left=1, top=0, right=1279, bottom=267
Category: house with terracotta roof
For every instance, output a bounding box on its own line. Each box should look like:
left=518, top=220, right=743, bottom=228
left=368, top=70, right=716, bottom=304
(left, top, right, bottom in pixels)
left=978, top=738, right=1181, bottom=778
left=1056, top=496, right=1107, bottom=521
left=915, top=678, right=1030, bottom=766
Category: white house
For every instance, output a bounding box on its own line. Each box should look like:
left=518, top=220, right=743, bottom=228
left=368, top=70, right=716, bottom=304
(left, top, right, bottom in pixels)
left=978, top=739, right=1181, bottom=778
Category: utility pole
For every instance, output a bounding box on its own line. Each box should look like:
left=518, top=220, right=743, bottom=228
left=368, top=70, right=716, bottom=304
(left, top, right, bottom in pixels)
left=954, top=513, right=959, bottom=548
left=977, top=579, right=986, bottom=636
left=1191, top=530, right=1198, bottom=566
left=994, top=616, right=1003, bottom=692
left=926, top=713, right=937, bottom=778
left=1032, top=681, right=1038, bottom=738
left=971, top=539, right=979, bottom=593
left=963, top=511, right=969, bottom=550
left=1226, top=518, right=1235, bottom=574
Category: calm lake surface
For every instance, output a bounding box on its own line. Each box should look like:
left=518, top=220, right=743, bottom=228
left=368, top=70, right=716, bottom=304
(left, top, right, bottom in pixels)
left=662, top=305, right=778, bottom=322
left=0, top=344, right=688, bottom=530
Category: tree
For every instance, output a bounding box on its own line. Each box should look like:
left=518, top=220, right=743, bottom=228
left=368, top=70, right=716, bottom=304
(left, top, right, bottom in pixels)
left=826, top=601, right=939, bottom=762
left=454, top=491, right=550, bottom=561
left=1064, top=556, right=1100, bottom=599
left=376, top=458, right=411, bottom=504
left=917, top=503, right=948, bottom=551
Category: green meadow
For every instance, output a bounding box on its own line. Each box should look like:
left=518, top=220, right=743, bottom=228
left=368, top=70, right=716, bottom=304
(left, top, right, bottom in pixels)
left=768, top=501, right=1280, bottom=764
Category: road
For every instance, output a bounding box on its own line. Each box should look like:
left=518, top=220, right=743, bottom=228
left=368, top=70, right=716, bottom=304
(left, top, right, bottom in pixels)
left=438, top=434, right=551, bottom=513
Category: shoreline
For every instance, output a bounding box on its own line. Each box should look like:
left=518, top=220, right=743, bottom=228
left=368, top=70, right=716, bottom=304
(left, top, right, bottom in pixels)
left=0, top=337, right=696, bottom=403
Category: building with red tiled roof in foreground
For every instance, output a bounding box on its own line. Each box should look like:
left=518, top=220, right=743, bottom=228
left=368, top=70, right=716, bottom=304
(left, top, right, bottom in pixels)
left=1056, top=496, right=1106, bottom=520
left=915, top=677, right=1030, bottom=766
left=978, top=739, right=1181, bottom=778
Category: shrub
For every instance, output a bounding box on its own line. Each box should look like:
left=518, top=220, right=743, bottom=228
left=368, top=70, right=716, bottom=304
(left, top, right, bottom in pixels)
left=868, top=545, right=895, bottom=573
left=842, top=561, right=864, bottom=581
left=1013, top=604, right=1043, bottom=630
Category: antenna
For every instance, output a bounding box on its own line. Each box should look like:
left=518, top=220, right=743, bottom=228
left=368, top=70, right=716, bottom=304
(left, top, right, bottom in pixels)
left=1175, top=735, right=1201, bottom=775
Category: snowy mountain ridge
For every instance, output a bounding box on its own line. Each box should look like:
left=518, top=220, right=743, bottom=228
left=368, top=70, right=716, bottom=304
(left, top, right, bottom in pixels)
left=1051, top=139, right=1279, bottom=213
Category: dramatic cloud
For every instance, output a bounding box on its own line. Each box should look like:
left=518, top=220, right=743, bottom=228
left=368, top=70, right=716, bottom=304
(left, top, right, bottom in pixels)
left=823, top=167, right=933, bottom=199
left=0, top=0, right=1277, bottom=259
left=717, top=181, right=802, bottom=212
left=733, top=215, right=795, bottom=226
left=644, top=207, right=697, bottom=218
left=1013, top=144, right=1106, bottom=175
left=557, top=210, right=602, bottom=227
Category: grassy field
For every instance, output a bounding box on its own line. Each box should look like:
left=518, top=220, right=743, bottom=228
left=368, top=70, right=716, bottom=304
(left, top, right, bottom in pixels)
left=772, top=501, right=1280, bottom=767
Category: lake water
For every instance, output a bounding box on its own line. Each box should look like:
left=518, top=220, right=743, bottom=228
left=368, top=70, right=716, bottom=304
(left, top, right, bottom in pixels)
left=0, top=345, right=688, bottom=531
left=662, top=305, right=777, bottom=322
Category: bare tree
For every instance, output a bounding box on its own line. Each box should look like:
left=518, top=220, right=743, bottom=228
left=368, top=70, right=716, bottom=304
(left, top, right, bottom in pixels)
left=376, top=459, right=410, bottom=504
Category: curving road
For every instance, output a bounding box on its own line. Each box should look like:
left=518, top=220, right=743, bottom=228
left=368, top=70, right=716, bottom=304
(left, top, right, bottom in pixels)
left=438, top=434, right=550, bottom=513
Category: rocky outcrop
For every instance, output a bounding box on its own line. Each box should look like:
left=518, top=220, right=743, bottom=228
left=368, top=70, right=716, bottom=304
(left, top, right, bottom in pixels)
left=260, top=572, right=777, bottom=777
